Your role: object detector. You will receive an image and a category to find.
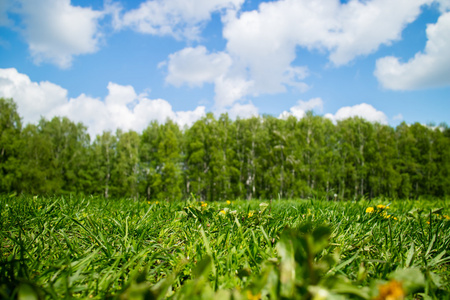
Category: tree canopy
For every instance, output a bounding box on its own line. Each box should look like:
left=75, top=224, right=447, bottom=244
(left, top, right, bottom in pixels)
left=1, top=98, right=449, bottom=200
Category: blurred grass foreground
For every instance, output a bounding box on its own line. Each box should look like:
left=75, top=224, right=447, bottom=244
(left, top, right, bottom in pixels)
left=1, top=195, right=449, bottom=299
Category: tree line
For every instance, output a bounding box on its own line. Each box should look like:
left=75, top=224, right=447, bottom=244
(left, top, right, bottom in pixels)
left=1, top=98, right=449, bottom=200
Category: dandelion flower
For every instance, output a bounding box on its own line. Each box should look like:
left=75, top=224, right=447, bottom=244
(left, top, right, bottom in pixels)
left=443, top=215, right=450, bottom=220
left=366, top=207, right=374, bottom=213
left=220, top=210, right=226, bottom=215
left=246, top=290, right=261, bottom=300
left=226, top=200, right=231, bottom=205
left=201, top=203, right=207, bottom=207
left=376, top=280, right=404, bottom=300
left=377, top=205, right=389, bottom=210
left=248, top=211, right=254, bottom=218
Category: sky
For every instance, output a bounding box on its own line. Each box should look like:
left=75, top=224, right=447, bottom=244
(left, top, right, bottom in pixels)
left=0, top=0, right=449, bottom=137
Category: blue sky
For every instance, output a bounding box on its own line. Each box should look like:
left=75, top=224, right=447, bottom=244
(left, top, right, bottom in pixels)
left=0, top=0, right=449, bottom=137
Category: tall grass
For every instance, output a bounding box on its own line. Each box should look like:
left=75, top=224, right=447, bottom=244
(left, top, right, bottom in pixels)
left=1, top=195, right=449, bottom=299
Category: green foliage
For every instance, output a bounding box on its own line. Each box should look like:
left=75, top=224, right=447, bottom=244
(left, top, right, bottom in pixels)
left=2, top=98, right=450, bottom=200
left=0, top=98, right=22, bottom=192
left=1, top=196, right=449, bottom=299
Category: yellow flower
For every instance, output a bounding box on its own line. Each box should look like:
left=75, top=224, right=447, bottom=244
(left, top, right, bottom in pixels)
left=220, top=210, right=226, bottom=215
left=246, top=290, right=261, bottom=300
left=201, top=203, right=207, bottom=207
left=147, top=201, right=151, bottom=204
left=155, top=201, right=159, bottom=204
left=443, top=215, right=450, bottom=220
left=366, top=207, right=374, bottom=213
left=226, top=200, right=231, bottom=205
left=377, top=205, right=389, bottom=210
left=376, top=280, right=404, bottom=300
left=248, top=211, right=254, bottom=218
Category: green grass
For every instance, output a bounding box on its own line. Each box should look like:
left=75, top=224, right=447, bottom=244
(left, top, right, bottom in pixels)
left=1, top=196, right=449, bottom=299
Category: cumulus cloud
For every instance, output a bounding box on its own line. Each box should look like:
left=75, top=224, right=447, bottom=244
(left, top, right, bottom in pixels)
left=0, top=68, right=206, bottom=137
left=324, top=103, right=388, bottom=124
left=374, top=11, right=450, bottom=90
left=224, top=0, right=431, bottom=65
left=222, top=102, right=259, bottom=119
left=279, top=98, right=324, bottom=119
left=213, top=75, right=253, bottom=107
left=111, top=0, right=244, bottom=39
left=164, top=46, right=232, bottom=87
left=3, top=0, right=104, bottom=68
left=163, top=45, right=254, bottom=108
left=219, top=0, right=435, bottom=101
left=158, top=0, right=448, bottom=106
left=0, top=68, right=68, bottom=123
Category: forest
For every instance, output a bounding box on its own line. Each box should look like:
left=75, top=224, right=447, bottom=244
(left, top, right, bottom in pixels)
left=1, top=97, right=450, bottom=200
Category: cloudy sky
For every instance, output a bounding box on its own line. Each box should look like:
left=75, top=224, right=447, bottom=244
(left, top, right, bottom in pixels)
left=0, top=0, right=449, bottom=137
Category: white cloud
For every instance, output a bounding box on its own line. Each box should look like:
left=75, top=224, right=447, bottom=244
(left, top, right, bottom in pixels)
left=0, top=68, right=68, bottom=123
left=0, top=68, right=206, bottom=137
left=437, top=0, right=450, bottom=12
left=5, top=0, right=103, bottom=68
left=112, top=0, right=244, bottom=40
left=220, top=0, right=434, bottom=101
left=279, top=98, right=323, bottom=119
left=329, top=0, right=431, bottom=65
left=374, top=11, right=450, bottom=90
left=163, top=45, right=254, bottom=108
left=324, top=103, right=388, bottom=124
left=213, top=75, right=253, bottom=107
left=223, top=102, right=259, bottom=119
left=223, top=0, right=430, bottom=65
left=164, top=46, right=232, bottom=87
left=393, top=113, right=404, bottom=121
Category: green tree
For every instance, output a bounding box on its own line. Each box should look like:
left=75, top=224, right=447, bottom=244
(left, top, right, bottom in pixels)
left=141, top=120, right=183, bottom=201
left=0, top=98, right=22, bottom=193
left=112, top=129, right=140, bottom=198
left=91, top=131, right=117, bottom=198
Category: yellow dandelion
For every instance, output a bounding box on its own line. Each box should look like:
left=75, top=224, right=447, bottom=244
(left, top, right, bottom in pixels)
left=147, top=201, right=151, bottom=204
left=443, top=215, right=450, bottom=220
left=248, top=211, right=254, bottom=218
left=246, top=290, right=261, bottom=300
left=155, top=201, right=159, bottom=204
left=201, top=203, right=207, bottom=207
left=226, top=200, right=231, bottom=205
left=220, top=210, right=226, bottom=215
left=377, top=205, right=389, bottom=210
left=366, top=207, right=374, bottom=213
left=376, top=280, right=404, bottom=300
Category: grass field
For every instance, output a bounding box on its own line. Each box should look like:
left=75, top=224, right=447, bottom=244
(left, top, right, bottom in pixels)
left=1, top=196, right=449, bottom=299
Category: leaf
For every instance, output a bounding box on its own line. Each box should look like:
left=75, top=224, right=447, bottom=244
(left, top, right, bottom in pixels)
left=312, top=226, right=331, bottom=254
left=193, top=255, right=212, bottom=279
left=405, top=242, right=415, bottom=267
left=259, top=202, right=269, bottom=214
left=17, top=284, right=39, bottom=300
left=389, top=268, right=425, bottom=294
left=428, top=250, right=449, bottom=268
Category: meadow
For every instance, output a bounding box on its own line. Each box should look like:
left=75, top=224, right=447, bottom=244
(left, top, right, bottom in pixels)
left=1, top=195, right=449, bottom=299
